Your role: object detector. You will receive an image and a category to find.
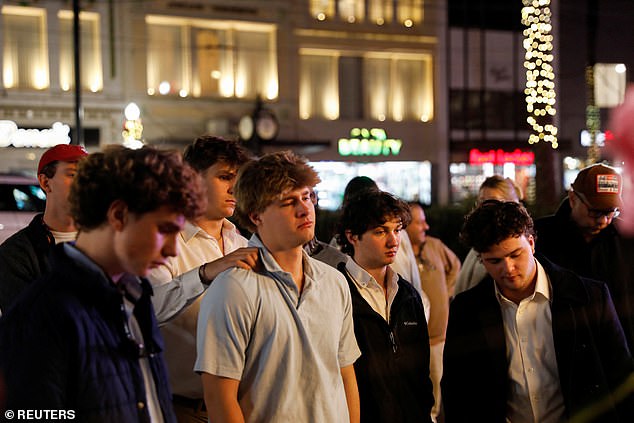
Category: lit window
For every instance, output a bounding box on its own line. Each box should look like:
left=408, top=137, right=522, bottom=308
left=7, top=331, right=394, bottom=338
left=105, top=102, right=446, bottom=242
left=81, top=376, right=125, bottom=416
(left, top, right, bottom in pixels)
left=58, top=11, right=103, bottom=93
left=2, top=6, right=49, bottom=90
left=299, top=51, right=339, bottom=120
left=369, top=0, right=393, bottom=24
left=310, top=0, right=422, bottom=25
left=146, top=23, right=186, bottom=97
left=146, top=16, right=278, bottom=100
left=364, top=53, right=433, bottom=121
left=339, top=0, right=364, bottom=23
left=310, top=0, right=334, bottom=20
left=398, top=0, right=424, bottom=25
left=300, top=49, right=433, bottom=122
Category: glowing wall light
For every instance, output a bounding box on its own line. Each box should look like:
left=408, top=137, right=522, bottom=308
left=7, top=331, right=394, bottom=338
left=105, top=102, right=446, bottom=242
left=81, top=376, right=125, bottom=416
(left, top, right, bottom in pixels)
left=521, top=0, right=558, bottom=148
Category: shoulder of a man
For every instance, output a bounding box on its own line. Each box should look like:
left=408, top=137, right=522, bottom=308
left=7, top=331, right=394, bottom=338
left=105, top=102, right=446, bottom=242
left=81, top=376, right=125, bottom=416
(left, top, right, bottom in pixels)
left=540, top=256, right=610, bottom=305
left=201, top=266, right=262, bottom=317
left=0, top=225, right=54, bottom=311
left=534, top=213, right=558, bottom=233
left=309, top=254, right=346, bottom=279
left=424, top=236, right=449, bottom=252
left=0, top=225, right=37, bottom=259
left=451, top=278, right=495, bottom=311
left=308, top=256, right=351, bottom=296
left=1, top=270, right=80, bottom=340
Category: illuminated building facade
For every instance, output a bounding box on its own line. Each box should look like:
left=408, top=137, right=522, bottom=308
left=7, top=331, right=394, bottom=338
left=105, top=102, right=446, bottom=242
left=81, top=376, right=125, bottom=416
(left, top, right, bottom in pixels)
left=448, top=0, right=634, bottom=204
left=0, top=0, right=448, bottom=205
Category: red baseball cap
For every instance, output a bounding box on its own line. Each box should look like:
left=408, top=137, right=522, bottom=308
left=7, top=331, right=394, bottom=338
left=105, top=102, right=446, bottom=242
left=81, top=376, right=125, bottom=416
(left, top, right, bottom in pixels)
left=571, top=164, right=623, bottom=210
left=38, top=144, right=88, bottom=175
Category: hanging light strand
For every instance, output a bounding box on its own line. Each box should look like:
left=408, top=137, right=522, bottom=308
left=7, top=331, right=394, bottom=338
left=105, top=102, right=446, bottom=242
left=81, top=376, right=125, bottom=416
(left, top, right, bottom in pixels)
left=522, top=0, right=558, bottom=148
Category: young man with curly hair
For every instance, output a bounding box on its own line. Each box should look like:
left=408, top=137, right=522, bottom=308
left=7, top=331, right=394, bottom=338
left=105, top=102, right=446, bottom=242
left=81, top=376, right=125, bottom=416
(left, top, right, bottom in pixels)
left=443, top=200, right=634, bottom=423
left=337, top=190, right=433, bottom=423
left=195, top=151, right=361, bottom=423
left=0, top=146, right=206, bottom=422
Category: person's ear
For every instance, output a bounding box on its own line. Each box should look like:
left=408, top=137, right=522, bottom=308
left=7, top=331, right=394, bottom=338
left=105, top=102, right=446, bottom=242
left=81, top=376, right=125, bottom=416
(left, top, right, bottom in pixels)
left=568, top=190, right=576, bottom=207
left=107, top=199, right=129, bottom=231
left=37, top=173, right=51, bottom=193
left=527, top=234, right=536, bottom=254
left=249, top=212, right=262, bottom=228
left=345, top=230, right=358, bottom=246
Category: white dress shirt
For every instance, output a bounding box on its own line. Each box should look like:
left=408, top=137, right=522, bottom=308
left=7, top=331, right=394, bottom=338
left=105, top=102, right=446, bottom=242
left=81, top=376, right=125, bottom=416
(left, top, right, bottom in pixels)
left=147, top=219, right=248, bottom=399
left=345, top=258, right=399, bottom=323
left=495, top=259, right=565, bottom=423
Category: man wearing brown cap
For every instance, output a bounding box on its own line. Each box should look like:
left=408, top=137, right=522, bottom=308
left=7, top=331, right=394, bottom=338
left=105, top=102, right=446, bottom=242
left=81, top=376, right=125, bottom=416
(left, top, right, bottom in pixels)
left=535, top=163, right=634, bottom=350
left=0, top=144, right=88, bottom=312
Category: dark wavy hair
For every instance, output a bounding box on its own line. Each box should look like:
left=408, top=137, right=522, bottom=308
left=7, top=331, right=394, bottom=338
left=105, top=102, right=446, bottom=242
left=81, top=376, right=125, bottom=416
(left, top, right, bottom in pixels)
left=183, top=135, right=252, bottom=173
left=337, top=190, right=411, bottom=255
left=233, top=150, right=321, bottom=232
left=70, top=145, right=206, bottom=230
left=460, top=200, right=535, bottom=253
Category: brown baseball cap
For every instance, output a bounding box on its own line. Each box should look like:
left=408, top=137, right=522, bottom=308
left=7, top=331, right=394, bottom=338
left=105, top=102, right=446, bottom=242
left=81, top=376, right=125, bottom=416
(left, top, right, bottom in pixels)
left=38, top=144, right=88, bottom=174
left=571, top=164, right=623, bottom=210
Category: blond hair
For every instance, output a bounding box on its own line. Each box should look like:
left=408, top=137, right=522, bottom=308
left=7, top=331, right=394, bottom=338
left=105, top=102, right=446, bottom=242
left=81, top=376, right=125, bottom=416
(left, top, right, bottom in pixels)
left=234, top=151, right=320, bottom=231
left=477, top=175, right=523, bottom=203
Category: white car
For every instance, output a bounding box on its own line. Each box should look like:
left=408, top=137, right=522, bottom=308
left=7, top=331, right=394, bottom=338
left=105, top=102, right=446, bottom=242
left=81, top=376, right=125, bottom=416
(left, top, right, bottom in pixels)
left=0, top=174, right=46, bottom=244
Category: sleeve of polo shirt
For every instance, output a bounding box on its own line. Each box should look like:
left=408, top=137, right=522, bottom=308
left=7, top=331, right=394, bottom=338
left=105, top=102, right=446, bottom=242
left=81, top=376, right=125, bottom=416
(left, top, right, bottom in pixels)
left=194, top=268, right=253, bottom=380
left=336, top=272, right=361, bottom=367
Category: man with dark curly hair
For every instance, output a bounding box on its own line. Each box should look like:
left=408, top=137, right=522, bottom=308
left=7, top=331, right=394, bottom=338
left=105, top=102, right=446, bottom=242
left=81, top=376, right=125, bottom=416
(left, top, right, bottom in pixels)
left=442, top=200, right=634, bottom=423
left=337, top=190, right=433, bottom=423
left=0, top=145, right=206, bottom=422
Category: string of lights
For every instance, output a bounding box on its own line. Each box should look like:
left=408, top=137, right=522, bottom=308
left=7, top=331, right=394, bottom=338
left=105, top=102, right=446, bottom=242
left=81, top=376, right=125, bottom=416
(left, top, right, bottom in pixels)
left=521, top=0, right=558, bottom=148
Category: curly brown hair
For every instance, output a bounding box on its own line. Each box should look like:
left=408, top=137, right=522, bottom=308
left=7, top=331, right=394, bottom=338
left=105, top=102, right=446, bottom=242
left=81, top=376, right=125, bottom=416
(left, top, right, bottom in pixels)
left=233, top=151, right=320, bottom=232
left=337, top=190, right=411, bottom=256
left=460, top=200, right=535, bottom=253
left=70, top=145, right=206, bottom=230
left=183, top=135, right=252, bottom=172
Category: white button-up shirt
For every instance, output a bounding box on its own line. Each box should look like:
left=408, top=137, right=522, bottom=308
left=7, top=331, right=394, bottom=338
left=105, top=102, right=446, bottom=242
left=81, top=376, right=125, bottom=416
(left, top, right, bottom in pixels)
left=147, top=219, right=248, bottom=398
left=345, top=258, right=399, bottom=323
left=495, top=258, right=566, bottom=423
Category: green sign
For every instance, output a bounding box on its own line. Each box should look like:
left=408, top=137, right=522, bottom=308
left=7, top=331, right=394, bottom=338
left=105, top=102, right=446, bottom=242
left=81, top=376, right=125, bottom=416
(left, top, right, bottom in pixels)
left=338, top=128, right=402, bottom=156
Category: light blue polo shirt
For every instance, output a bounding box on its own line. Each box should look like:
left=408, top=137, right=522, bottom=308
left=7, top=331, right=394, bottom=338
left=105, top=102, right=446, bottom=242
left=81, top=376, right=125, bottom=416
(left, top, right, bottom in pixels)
left=195, top=234, right=360, bottom=422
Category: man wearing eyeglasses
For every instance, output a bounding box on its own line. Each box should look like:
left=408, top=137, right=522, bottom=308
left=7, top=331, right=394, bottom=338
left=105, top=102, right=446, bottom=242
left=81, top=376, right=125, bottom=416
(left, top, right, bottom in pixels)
left=535, top=163, right=634, bottom=351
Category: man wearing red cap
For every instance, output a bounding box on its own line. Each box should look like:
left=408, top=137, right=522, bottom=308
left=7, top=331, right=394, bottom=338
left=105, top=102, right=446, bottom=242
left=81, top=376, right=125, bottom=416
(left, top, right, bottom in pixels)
left=535, top=163, right=634, bottom=350
left=0, top=143, right=87, bottom=312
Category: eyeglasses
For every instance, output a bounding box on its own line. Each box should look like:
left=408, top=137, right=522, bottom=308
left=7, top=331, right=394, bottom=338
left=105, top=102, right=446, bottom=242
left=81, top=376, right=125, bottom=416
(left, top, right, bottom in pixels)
left=574, top=191, right=620, bottom=220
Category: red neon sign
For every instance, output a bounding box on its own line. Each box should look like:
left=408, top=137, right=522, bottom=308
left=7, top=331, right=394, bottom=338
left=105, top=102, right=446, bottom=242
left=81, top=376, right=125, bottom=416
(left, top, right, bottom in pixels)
left=469, top=149, right=535, bottom=166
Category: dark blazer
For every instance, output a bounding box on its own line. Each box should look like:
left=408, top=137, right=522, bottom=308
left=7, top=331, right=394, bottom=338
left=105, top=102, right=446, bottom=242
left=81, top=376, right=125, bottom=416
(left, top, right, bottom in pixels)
left=442, top=254, right=634, bottom=423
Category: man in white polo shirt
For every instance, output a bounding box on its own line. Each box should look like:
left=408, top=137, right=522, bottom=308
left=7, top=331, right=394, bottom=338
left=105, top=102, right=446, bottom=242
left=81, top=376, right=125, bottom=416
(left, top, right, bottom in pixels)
left=195, top=151, right=361, bottom=422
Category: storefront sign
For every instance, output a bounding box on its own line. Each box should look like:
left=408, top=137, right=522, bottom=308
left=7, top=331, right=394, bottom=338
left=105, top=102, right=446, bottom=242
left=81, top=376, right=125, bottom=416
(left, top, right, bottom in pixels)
left=338, top=128, right=402, bottom=157
left=469, top=148, right=535, bottom=166
left=0, top=120, right=71, bottom=148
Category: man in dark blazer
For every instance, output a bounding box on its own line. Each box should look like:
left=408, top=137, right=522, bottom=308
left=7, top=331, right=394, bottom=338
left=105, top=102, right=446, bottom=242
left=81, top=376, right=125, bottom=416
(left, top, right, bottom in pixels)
left=442, top=200, right=634, bottom=423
